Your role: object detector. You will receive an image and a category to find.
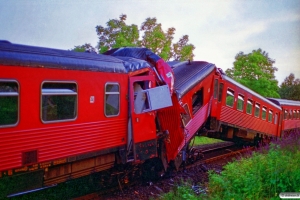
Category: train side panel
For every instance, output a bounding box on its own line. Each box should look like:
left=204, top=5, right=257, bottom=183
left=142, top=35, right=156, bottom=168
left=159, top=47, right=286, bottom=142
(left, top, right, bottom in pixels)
left=157, top=95, right=184, bottom=162
left=0, top=65, right=128, bottom=173
left=158, top=61, right=215, bottom=162
left=210, top=75, right=281, bottom=141
left=176, top=71, right=214, bottom=151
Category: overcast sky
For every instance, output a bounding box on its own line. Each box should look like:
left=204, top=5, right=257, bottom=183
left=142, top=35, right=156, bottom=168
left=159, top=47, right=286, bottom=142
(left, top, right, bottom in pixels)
left=0, top=0, right=299, bottom=84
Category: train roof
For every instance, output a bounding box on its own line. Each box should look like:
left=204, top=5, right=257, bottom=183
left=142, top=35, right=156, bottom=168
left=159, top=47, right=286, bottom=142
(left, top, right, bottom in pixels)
left=267, top=98, right=300, bottom=107
left=168, top=61, right=216, bottom=99
left=223, top=74, right=282, bottom=110
left=104, top=47, right=162, bottom=72
left=104, top=47, right=160, bottom=64
left=0, top=41, right=152, bottom=73
left=167, top=61, right=182, bottom=68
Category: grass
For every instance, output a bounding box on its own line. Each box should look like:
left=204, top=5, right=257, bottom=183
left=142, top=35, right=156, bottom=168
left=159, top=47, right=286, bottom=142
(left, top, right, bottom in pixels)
left=206, top=129, right=300, bottom=200
left=161, top=129, right=300, bottom=200
left=190, top=136, right=225, bottom=147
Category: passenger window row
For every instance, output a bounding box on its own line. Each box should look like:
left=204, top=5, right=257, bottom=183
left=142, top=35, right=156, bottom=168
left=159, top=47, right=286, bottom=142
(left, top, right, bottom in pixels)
left=0, top=80, right=120, bottom=127
left=225, top=88, right=278, bottom=124
left=284, top=109, right=300, bottom=120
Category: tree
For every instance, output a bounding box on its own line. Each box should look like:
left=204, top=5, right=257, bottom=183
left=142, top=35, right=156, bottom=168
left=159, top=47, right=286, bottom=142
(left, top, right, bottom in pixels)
left=96, top=14, right=139, bottom=53
left=72, top=43, right=97, bottom=53
left=172, top=35, right=195, bottom=61
left=95, top=14, right=195, bottom=61
left=225, top=49, right=280, bottom=98
left=139, top=17, right=174, bottom=60
left=278, top=73, right=300, bottom=100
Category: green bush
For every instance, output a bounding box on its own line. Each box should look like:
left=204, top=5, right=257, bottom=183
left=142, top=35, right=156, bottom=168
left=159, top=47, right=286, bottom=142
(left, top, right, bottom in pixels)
left=160, top=131, right=300, bottom=200
left=207, top=131, right=300, bottom=200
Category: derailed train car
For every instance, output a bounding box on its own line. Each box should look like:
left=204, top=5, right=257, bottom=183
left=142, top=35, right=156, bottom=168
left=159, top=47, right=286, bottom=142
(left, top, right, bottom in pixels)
left=207, top=71, right=300, bottom=144
left=0, top=41, right=177, bottom=195
left=208, top=72, right=282, bottom=142
left=0, top=41, right=214, bottom=196
left=157, top=61, right=216, bottom=169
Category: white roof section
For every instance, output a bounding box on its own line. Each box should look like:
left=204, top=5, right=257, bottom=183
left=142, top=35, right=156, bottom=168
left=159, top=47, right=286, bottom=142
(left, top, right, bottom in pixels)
left=267, top=98, right=300, bottom=107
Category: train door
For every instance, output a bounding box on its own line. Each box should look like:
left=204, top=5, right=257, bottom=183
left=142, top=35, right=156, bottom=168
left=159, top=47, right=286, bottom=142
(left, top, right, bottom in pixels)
left=210, top=77, right=224, bottom=131
left=211, top=78, right=219, bottom=116
left=128, top=76, right=172, bottom=162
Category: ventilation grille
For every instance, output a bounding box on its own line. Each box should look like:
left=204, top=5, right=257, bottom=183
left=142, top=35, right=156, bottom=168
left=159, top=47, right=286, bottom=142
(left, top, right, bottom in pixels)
left=22, top=150, right=38, bottom=165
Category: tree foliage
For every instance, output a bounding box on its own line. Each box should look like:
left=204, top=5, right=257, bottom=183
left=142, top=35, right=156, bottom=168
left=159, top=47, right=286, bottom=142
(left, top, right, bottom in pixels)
left=96, top=14, right=139, bottom=53
left=225, top=49, right=280, bottom=98
left=172, top=35, right=195, bottom=61
left=72, top=43, right=97, bottom=53
left=139, top=17, right=195, bottom=61
left=278, top=73, right=300, bottom=100
left=72, top=14, right=195, bottom=61
left=139, top=17, right=174, bottom=60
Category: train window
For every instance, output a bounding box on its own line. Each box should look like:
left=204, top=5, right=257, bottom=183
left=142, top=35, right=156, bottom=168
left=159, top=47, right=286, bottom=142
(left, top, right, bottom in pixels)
left=105, top=83, right=120, bottom=117
left=237, top=94, right=244, bottom=111
left=274, top=113, right=278, bottom=124
left=192, top=88, right=203, bottom=115
left=254, top=103, right=260, bottom=118
left=298, top=110, right=300, bottom=119
left=284, top=110, right=288, bottom=120
left=0, top=81, right=19, bottom=127
left=246, top=99, right=253, bottom=115
left=262, top=107, right=267, bottom=120
left=293, top=110, right=297, bottom=119
left=133, top=81, right=151, bottom=113
left=289, top=110, right=293, bottom=119
left=181, top=103, right=191, bottom=126
left=226, top=89, right=234, bottom=107
left=268, top=110, right=273, bottom=122
left=41, top=82, right=77, bottom=122
left=218, top=83, right=223, bottom=102
left=213, top=79, right=218, bottom=99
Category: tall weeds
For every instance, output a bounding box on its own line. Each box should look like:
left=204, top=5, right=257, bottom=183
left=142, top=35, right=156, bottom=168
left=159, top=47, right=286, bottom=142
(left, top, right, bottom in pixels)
left=207, top=129, right=300, bottom=200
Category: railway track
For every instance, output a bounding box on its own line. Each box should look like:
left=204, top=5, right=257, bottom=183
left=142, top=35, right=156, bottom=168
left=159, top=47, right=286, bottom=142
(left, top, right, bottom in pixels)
left=72, top=143, right=253, bottom=200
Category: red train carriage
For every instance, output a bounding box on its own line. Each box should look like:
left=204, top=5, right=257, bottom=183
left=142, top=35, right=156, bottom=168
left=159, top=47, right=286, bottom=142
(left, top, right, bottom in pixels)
left=157, top=61, right=216, bottom=168
left=209, top=72, right=282, bottom=142
left=0, top=41, right=173, bottom=195
left=267, top=98, right=300, bottom=136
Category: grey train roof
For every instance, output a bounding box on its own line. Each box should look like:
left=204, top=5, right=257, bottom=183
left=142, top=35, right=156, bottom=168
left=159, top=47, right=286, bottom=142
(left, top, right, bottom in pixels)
left=223, top=75, right=281, bottom=110
left=113, top=56, right=150, bottom=72
left=267, top=98, right=300, bottom=107
left=104, top=47, right=164, bottom=72
left=164, top=61, right=182, bottom=68
left=104, top=47, right=160, bottom=65
left=168, top=61, right=216, bottom=99
left=0, top=41, right=153, bottom=73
